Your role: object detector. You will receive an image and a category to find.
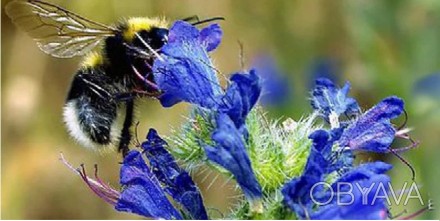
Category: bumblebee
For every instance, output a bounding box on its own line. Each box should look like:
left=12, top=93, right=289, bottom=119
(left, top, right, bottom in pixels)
left=6, top=0, right=221, bottom=156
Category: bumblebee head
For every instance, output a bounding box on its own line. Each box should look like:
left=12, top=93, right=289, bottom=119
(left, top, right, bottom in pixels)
left=121, top=17, right=169, bottom=50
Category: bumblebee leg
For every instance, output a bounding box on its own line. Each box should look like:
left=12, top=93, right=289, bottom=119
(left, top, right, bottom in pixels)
left=114, top=92, right=137, bottom=101
left=119, top=100, right=134, bottom=157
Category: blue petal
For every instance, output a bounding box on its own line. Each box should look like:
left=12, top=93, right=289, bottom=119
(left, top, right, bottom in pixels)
left=203, top=113, right=262, bottom=201
left=115, top=151, right=182, bottom=219
left=153, top=21, right=222, bottom=108
left=218, top=70, right=262, bottom=134
left=303, top=130, right=333, bottom=176
left=359, top=96, right=404, bottom=123
left=305, top=128, right=348, bottom=175
left=313, top=175, right=390, bottom=220
left=199, top=23, right=222, bottom=52
left=141, top=129, right=208, bottom=220
left=167, top=21, right=199, bottom=44
left=311, top=162, right=392, bottom=220
left=333, top=162, right=393, bottom=183
left=311, top=78, right=360, bottom=119
left=281, top=175, right=321, bottom=218
left=339, top=96, right=404, bottom=152
left=282, top=129, right=346, bottom=218
left=339, top=122, right=396, bottom=152
left=283, top=159, right=392, bottom=220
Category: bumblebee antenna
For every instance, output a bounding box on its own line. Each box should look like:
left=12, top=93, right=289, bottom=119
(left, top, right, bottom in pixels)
left=182, top=15, right=199, bottom=22
left=191, top=17, right=225, bottom=26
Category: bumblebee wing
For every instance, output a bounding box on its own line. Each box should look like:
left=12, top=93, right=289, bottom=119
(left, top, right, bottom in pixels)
left=6, top=0, right=118, bottom=58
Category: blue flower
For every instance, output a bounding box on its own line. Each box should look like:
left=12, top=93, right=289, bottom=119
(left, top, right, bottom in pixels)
left=282, top=124, right=393, bottom=220
left=203, top=113, right=263, bottom=210
left=152, top=21, right=262, bottom=135
left=282, top=129, right=345, bottom=218
left=153, top=21, right=223, bottom=108
left=218, top=70, right=261, bottom=135
left=303, top=130, right=337, bottom=177
left=311, top=78, right=360, bottom=121
left=251, top=54, right=291, bottom=106
left=283, top=154, right=392, bottom=220
left=310, top=162, right=392, bottom=220
left=116, top=151, right=182, bottom=219
left=339, top=96, right=404, bottom=152
left=282, top=175, right=320, bottom=219
left=199, top=23, right=222, bottom=52
left=153, top=20, right=263, bottom=212
left=142, top=128, right=208, bottom=220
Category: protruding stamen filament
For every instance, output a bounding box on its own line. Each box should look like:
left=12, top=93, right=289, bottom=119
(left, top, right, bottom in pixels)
left=395, top=127, right=413, bottom=137
left=59, top=153, right=120, bottom=205
left=389, top=148, right=416, bottom=181
left=397, top=109, right=409, bottom=130
left=391, top=129, right=420, bottom=153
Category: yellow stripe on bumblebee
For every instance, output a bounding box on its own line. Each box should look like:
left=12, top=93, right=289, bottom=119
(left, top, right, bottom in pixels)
left=122, top=17, right=169, bottom=41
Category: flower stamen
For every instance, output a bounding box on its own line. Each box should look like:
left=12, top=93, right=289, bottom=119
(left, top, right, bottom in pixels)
left=59, top=153, right=120, bottom=205
left=397, top=109, right=409, bottom=131
left=391, top=129, right=420, bottom=153
left=93, top=164, right=120, bottom=197
left=78, top=164, right=119, bottom=205
left=388, top=148, right=416, bottom=181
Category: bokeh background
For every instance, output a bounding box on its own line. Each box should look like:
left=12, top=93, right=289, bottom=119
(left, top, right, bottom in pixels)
left=2, top=0, right=440, bottom=219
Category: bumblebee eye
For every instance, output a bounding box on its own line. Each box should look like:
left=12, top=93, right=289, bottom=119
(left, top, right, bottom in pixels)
left=149, top=28, right=168, bottom=49
left=133, top=28, right=168, bottom=50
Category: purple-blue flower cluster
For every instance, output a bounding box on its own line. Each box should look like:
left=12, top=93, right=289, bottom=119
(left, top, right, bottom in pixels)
left=281, top=78, right=411, bottom=219
left=111, top=127, right=213, bottom=219
left=311, top=78, right=360, bottom=121
left=153, top=21, right=263, bottom=207
left=116, top=150, right=183, bottom=219
left=84, top=129, right=208, bottom=219
left=142, top=129, right=208, bottom=219
left=63, top=20, right=422, bottom=220
left=65, top=20, right=263, bottom=219
left=153, top=21, right=223, bottom=108
left=309, top=162, right=392, bottom=220
left=339, top=96, right=404, bottom=152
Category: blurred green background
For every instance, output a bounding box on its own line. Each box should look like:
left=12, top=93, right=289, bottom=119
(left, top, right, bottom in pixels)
left=2, top=0, right=439, bottom=219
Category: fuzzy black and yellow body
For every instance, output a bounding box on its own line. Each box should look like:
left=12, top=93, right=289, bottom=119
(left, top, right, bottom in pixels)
left=63, top=17, right=169, bottom=155
left=6, top=0, right=170, bottom=155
